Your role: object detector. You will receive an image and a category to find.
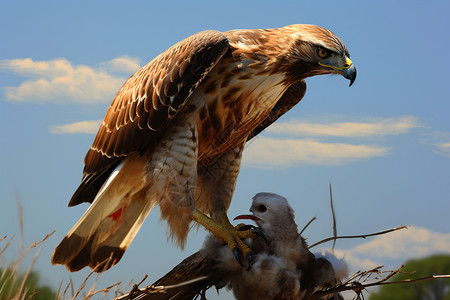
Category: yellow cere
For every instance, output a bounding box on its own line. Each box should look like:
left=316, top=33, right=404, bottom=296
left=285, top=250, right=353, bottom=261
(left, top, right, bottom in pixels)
left=319, top=57, right=353, bottom=71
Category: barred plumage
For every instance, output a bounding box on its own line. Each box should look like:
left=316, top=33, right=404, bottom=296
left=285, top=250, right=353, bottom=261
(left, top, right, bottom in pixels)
left=52, top=24, right=356, bottom=272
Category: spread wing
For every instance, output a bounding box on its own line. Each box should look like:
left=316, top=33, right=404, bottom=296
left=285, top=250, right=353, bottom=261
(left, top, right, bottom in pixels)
left=69, top=30, right=230, bottom=206
left=247, top=80, right=306, bottom=141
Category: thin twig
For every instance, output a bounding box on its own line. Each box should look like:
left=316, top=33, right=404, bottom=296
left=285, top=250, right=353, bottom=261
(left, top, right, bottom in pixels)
left=82, top=281, right=122, bottom=299
left=312, top=264, right=450, bottom=299
left=299, top=217, right=316, bottom=235
left=308, top=225, right=408, bottom=249
left=361, top=274, right=450, bottom=289
left=73, top=269, right=96, bottom=299
left=29, top=231, right=55, bottom=249
left=69, top=276, right=75, bottom=298
left=17, top=248, right=41, bottom=299
left=0, top=235, right=15, bottom=257
left=56, top=280, right=63, bottom=300
left=17, top=199, right=24, bottom=256
left=329, top=183, right=337, bottom=250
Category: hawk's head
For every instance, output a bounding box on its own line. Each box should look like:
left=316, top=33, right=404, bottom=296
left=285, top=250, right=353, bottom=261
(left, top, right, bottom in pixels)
left=279, top=24, right=357, bottom=86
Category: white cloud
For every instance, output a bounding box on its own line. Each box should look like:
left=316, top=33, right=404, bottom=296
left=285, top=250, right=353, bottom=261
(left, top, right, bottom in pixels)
left=421, top=131, right=450, bottom=157
left=435, top=142, right=450, bottom=156
left=101, top=56, right=141, bottom=74
left=49, top=120, right=102, bottom=134
left=266, top=116, right=421, bottom=138
left=350, top=226, right=450, bottom=260
left=323, top=227, right=450, bottom=273
left=0, top=56, right=141, bottom=104
left=242, top=137, right=389, bottom=168
left=326, top=249, right=380, bottom=272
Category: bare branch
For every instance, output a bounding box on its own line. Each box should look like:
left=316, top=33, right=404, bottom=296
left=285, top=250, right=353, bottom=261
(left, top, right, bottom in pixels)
left=308, top=226, right=408, bottom=249
left=29, top=231, right=55, bottom=249
left=82, top=281, right=122, bottom=299
left=299, top=217, right=316, bottom=235
left=329, top=183, right=337, bottom=250
left=311, top=264, right=450, bottom=299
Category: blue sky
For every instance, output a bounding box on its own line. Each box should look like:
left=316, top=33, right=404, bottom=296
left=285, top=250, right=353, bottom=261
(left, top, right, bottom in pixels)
left=1, top=1, right=450, bottom=298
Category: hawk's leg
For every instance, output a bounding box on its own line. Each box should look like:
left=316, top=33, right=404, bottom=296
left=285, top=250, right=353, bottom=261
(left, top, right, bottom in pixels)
left=192, top=209, right=259, bottom=269
left=195, top=141, right=266, bottom=268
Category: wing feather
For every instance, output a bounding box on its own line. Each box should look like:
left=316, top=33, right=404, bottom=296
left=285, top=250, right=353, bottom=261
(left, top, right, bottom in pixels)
left=69, top=30, right=229, bottom=206
left=247, top=80, right=307, bottom=141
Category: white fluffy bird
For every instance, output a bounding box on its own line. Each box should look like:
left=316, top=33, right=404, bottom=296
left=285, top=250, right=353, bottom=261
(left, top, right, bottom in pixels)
left=117, top=193, right=343, bottom=300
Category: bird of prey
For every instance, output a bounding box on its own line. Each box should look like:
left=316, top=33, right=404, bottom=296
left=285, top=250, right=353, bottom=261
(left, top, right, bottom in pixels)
left=52, top=24, right=356, bottom=272
left=116, top=193, right=344, bottom=300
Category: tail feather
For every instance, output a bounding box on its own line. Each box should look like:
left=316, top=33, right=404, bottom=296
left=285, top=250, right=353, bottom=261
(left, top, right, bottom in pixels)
left=52, top=156, right=153, bottom=272
left=52, top=193, right=154, bottom=272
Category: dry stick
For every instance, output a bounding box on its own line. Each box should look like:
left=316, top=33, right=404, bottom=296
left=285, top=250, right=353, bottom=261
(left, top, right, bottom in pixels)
left=114, top=278, right=138, bottom=298
left=85, top=273, right=100, bottom=299
left=299, top=217, right=316, bottom=235
left=308, top=225, right=408, bottom=249
left=69, top=277, right=75, bottom=299
left=62, top=281, right=72, bottom=300
left=56, top=280, right=64, bottom=300
left=312, top=265, right=403, bottom=298
left=329, top=183, right=337, bottom=250
left=72, top=269, right=96, bottom=299
left=341, top=265, right=387, bottom=286
left=1, top=201, right=56, bottom=299
left=370, top=274, right=450, bottom=287
left=114, top=276, right=210, bottom=300
left=29, top=231, right=55, bottom=249
left=126, top=277, right=143, bottom=292
left=114, top=277, right=153, bottom=300
left=82, top=281, right=122, bottom=299
left=312, top=264, right=450, bottom=299
left=17, top=248, right=42, bottom=299
left=0, top=235, right=15, bottom=257
left=18, top=199, right=24, bottom=256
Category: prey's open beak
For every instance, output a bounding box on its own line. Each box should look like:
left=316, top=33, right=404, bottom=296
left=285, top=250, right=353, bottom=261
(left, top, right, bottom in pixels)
left=234, top=214, right=262, bottom=222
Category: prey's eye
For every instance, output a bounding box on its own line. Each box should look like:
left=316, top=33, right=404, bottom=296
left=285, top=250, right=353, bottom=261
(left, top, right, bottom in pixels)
left=256, top=204, right=267, bottom=213
left=317, top=47, right=330, bottom=58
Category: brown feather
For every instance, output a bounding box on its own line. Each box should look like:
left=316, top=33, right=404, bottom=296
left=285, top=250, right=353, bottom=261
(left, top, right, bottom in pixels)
left=70, top=30, right=229, bottom=206
left=57, top=24, right=355, bottom=272
left=248, top=80, right=307, bottom=140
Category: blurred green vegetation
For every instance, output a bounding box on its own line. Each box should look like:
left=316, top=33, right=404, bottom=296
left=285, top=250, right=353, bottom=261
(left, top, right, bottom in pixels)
left=0, top=267, right=56, bottom=300
left=369, top=254, right=450, bottom=300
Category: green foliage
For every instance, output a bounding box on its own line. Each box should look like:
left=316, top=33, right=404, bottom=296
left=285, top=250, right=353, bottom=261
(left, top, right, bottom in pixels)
left=0, top=267, right=56, bottom=300
left=369, top=254, right=450, bottom=300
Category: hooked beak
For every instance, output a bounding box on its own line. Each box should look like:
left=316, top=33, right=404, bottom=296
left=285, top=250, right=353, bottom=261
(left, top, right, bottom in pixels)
left=342, top=63, right=357, bottom=87
left=234, top=214, right=262, bottom=222
left=319, top=57, right=357, bottom=87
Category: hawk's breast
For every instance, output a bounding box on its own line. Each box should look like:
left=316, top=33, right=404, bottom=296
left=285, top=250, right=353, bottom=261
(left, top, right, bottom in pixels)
left=195, top=56, right=287, bottom=163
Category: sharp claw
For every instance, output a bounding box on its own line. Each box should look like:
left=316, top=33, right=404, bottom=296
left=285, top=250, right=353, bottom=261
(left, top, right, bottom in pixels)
left=233, top=248, right=245, bottom=268
left=251, top=228, right=268, bottom=243
left=246, top=252, right=253, bottom=271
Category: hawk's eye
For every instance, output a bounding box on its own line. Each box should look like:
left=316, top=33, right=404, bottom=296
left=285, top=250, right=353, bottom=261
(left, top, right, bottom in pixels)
left=256, top=204, right=267, bottom=213
left=317, top=47, right=330, bottom=58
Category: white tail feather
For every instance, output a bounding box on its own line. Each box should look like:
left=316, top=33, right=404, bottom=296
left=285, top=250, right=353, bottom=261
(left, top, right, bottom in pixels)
left=66, top=162, right=125, bottom=238
left=53, top=154, right=154, bottom=271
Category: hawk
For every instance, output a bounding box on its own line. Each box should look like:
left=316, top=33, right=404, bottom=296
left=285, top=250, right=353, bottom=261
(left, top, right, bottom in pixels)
left=52, top=24, right=356, bottom=272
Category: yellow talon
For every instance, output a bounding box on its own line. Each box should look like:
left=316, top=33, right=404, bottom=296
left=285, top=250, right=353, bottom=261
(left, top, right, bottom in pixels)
left=192, top=209, right=257, bottom=269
